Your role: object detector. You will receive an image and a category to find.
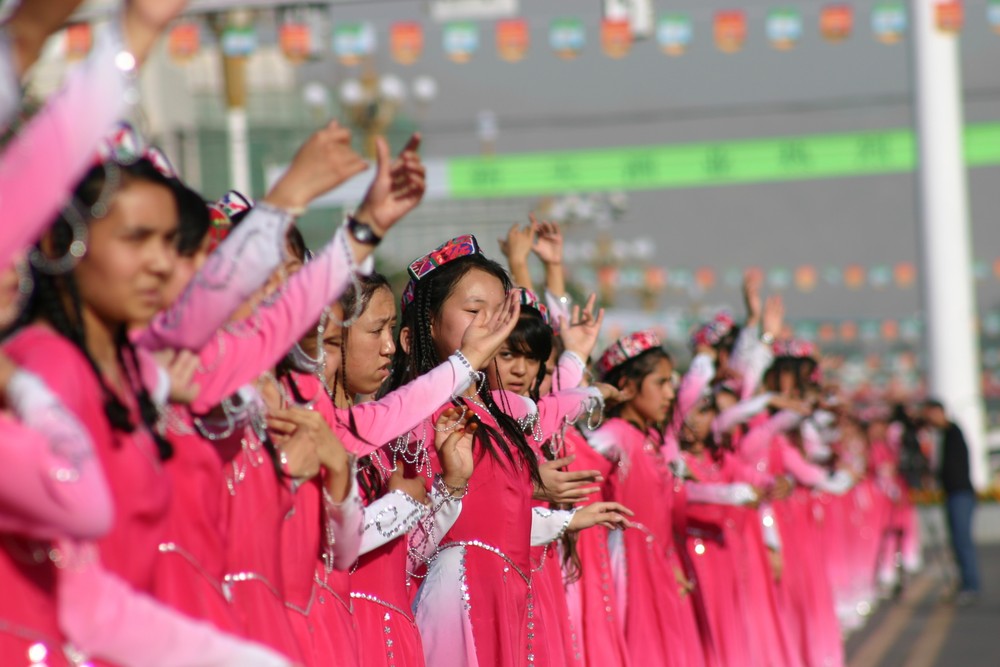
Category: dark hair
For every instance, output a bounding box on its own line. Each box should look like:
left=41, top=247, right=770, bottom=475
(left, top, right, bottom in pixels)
left=171, top=180, right=211, bottom=257
left=20, top=159, right=175, bottom=459
left=765, top=356, right=814, bottom=398
left=330, top=273, right=395, bottom=504
left=504, top=306, right=553, bottom=402
left=922, top=398, right=945, bottom=412
left=387, top=253, right=541, bottom=486
left=601, top=347, right=673, bottom=420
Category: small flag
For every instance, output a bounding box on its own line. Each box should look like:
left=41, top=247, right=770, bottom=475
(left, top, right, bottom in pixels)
left=714, top=11, right=747, bottom=53
left=65, top=23, right=93, bottom=60
left=221, top=25, right=257, bottom=57
left=766, top=8, right=803, bottom=50
left=935, top=1, right=963, bottom=33
left=894, top=262, right=917, bottom=288
left=550, top=18, right=585, bottom=60
left=601, top=18, right=632, bottom=58
left=657, top=14, right=693, bottom=56
left=390, top=22, right=424, bottom=65
left=872, top=2, right=907, bottom=44
left=794, top=265, right=818, bottom=292
left=990, top=0, right=1000, bottom=34
left=695, top=267, right=716, bottom=290
left=820, top=4, right=854, bottom=43
left=496, top=18, right=529, bottom=62
left=279, top=23, right=312, bottom=63
left=332, top=22, right=376, bottom=66
left=839, top=320, right=858, bottom=341
left=168, top=22, right=200, bottom=63
left=844, top=264, right=866, bottom=289
left=443, top=21, right=479, bottom=63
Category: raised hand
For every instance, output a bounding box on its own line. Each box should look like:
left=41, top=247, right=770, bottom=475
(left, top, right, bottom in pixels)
left=151, top=349, right=201, bottom=405
left=568, top=501, right=634, bottom=532
left=497, top=223, right=535, bottom=269
left=459, top=290, right=521, bottom=370
left=743, top=269, right=763, bottom=327
left=388, top=466, right=428, bottom=505
left=434, top=408, right=477, bottom=492
left=558, top=293, right=604, bottom=361
left=123, top=0, right=191, bottom=64
left=530, top=216, right=564, bottom=266
left=7, top=0, right=87, bottom=77
left=593, top=382, right=624, bottom=405
left=762, top=295, right=784, bottom=340
left=534, top=455, right=603, bottom=504
left=355, top=134, right=427, bottom=237
left=267, top=407, right=343, bottom=481
left=266, top=121, right=368, bottom=213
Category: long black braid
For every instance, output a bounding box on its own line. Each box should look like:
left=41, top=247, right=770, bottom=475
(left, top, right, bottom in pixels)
left=386, top=254, right=542, bottom=487
left=19, top=160, right=174, bottom=459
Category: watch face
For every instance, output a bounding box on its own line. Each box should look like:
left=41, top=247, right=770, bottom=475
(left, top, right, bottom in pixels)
left=350, top=218, right=378, bottom=244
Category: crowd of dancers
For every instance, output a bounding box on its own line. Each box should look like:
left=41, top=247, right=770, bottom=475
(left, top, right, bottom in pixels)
left=1, top=2, right=927, bottom=666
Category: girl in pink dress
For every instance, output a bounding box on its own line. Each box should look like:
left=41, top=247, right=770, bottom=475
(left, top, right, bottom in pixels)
left=3, top=153, right=290, bottom=666
left=383, top=236, right=631, bottom=667
left=284, top=272, right=516, bottom=667
left=589, top=331, right=695, bottom=667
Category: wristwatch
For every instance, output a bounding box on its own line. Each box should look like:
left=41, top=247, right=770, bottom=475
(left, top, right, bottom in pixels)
left=760, top=332, right=776, bottom=346
left=347, top=215, right=381, bottom=246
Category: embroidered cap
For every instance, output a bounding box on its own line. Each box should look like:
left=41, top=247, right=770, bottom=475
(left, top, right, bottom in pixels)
left=690, top=311, right=735, bottom=349
left=97, top=121, right=177, bottom=178
left=772, top=338, right=816, bottom=359
left=517, top=288, right=550, bottom=326
left=206, top=190, right=254, bottom=253
left=401, top=234, right=482, bottom=309
left=597, top=329, right=662, bottom=377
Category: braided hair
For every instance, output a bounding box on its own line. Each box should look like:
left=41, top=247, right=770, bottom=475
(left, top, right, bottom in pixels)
left=19, top=159, right=175, bottom=459
left=387, top=254, right=542, bottom=487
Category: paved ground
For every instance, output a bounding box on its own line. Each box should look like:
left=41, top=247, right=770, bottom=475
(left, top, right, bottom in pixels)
left=845, top=526, right=998, bottom=667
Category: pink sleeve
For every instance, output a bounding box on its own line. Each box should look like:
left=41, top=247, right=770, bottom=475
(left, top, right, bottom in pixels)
left=188, top=228, right=362, bottom=413
left=333, top=355, right=471, bottom=455
left=552, top=351, right=586, bottom=391
left=0, top=24, right=128, bottom=270
left=535, top=387, right=603, bottom=442
left=736, top=411, right=802, bottom=465
left=778, top=439, right=829, bottom=487
left=0, top=411, right=112, bottom=540
left=670, top=354, right=715, bottom=433
left=57, top=541, right=291, bottom=666
left=712, top=393, right=772, bottom=439
left=138, top=205, right=295, bottom=353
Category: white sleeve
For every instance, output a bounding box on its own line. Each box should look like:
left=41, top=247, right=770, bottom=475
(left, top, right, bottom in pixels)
left=713, top=393, right=773, bottom=437
left=358, top=490, right=427, bottom=556
left=815, top=469, right=855, bottom=496
left=322, top=470, right=364, bottom=571
left=407, top=485, right=463, bottom=571
left=760, top=504, right=782, bottom=551
left=800, top=419, right=833, bottom=463
left=0, top=28, right=19, bottom=127
left=530, top=507, right=577, bottom=546
left=686, top=482, right=758, bottom=506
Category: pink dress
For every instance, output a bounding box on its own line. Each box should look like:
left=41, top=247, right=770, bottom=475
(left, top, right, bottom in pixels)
left=589, top=418, right=693, bottom=667
left=563, top=426, right=631, bottom=667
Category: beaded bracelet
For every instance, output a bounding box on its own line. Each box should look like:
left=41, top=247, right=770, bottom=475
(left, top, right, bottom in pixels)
left=452, top=349, right=486, bottom=395
left=433, top=473, right=469, bottom=501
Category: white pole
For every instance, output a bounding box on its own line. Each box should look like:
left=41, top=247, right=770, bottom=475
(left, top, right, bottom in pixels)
left=910, top=0, right=987, bottom=489
left=227, top=107, right=251, bottom=195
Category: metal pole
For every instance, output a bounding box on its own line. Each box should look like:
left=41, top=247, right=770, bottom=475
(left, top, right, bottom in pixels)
left=910, top=0, right=987, bottom=489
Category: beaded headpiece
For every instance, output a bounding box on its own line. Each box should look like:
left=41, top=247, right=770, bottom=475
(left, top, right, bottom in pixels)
left=691, top=311, right=735, bottom=349
left=97, top=121, right=177, bottom=178
left=206, top=190, right=254, bottom=253
left=597, top=329, right=662, bottom=377
left=772, top=338, right=816, bottom=359
left=517, top=287, right=550, bottom=326
left=401, top=234, right=482, bottom=309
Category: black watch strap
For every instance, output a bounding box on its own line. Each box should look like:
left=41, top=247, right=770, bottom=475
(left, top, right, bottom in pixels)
left=347, top=215, right=381, bottom=246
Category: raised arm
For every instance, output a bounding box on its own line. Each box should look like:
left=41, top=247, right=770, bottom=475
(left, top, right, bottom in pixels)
left=670, top=351, right=716, bottom=434
left=0, top=365, right=113, bottom=539
left=0, top=0, right=187, bottom=269
left=57, top=542, right=291, bottom=666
